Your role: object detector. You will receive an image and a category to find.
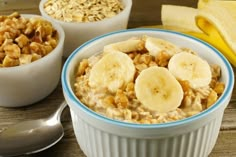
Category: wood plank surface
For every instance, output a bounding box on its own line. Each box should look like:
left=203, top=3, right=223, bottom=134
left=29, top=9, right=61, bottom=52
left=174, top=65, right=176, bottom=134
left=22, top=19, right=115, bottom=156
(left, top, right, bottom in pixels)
left=1, top=0, right=236, bottom=157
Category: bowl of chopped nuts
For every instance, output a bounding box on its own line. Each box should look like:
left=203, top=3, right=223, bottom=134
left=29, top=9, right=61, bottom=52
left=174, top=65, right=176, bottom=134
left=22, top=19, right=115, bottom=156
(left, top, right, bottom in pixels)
left=62, top=28, right=234, bottom=157
left=0, top=12, right=65, bottom=107
left=39, top=0, right=132, bottom=57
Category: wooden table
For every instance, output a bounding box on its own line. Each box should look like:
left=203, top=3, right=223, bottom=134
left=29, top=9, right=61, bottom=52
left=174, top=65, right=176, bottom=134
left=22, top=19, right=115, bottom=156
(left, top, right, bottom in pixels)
left=0, top=0, right=235, bottom=156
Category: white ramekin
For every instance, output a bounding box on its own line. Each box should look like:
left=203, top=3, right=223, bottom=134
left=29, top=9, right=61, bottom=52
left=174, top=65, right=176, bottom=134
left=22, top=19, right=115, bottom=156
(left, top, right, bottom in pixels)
left=39, top=0, right=132, bottom=57
left=62, top=29, right=234, bottom=157
left=0, top=14, right=65, bottom=107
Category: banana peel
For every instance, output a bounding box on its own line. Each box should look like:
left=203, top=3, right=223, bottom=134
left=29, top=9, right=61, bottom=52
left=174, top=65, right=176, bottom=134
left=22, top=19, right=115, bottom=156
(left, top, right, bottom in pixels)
left=142, top=0, right=236, bottom=66
left=196, top=2, right=236, bottom=66
left=197, top=0, right=215, bottom=9
left=161, top=5, right=201, bottom=33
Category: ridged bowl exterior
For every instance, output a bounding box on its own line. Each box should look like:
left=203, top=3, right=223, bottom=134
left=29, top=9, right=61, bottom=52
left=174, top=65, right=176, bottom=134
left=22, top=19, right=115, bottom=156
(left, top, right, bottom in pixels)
left=68, top=101, right=224, bottom=157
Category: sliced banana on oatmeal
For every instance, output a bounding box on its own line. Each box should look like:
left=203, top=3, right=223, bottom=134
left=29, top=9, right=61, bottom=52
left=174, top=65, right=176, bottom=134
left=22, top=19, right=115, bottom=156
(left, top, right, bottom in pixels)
left=168, top=52, right=212, bottom=89
left=145, top=36, right=181, bottom=57
left=135, top=66, right=184, bottom=113
left=89, top=51, right=135, bottom=93
left=103, top=38, right=144, bottom=54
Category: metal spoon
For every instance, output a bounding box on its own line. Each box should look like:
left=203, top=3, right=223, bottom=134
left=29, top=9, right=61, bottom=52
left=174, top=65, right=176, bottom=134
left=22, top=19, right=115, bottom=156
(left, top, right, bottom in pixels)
left=0, top=101, right=67, bottom=157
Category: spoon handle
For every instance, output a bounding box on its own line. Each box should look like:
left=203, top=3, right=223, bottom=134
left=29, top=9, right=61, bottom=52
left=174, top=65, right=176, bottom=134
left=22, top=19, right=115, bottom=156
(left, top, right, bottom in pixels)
left=52, top=101, right=68, bottom=122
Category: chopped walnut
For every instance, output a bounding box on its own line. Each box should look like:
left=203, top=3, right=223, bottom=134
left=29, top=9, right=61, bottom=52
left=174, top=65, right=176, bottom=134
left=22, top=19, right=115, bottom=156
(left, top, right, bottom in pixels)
left=0, top=12, right=59, bottom=67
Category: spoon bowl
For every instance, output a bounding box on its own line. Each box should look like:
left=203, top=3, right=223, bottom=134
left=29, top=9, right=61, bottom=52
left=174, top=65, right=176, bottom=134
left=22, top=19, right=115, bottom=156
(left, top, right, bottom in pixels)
left=0, top=101, right=67, bottom=157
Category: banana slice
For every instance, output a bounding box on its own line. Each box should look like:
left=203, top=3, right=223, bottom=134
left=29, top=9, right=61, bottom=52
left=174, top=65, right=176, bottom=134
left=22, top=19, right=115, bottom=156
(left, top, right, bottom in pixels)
left=89, top=51, right=135, bottom=93
left=168, top=52, right=212, bottom=89
left=103, top=39, right=144, bottom=54
left=135, top=66, right=183, bottom=113
left=145, top=36, right=181, bottom=57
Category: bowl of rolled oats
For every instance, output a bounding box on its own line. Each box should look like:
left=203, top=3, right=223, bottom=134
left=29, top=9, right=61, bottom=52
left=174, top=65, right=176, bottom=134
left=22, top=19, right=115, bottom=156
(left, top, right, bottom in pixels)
left=39, top=0, right=132, bottom=57
left=62, top=28, right=234, bottom=157
left=0, top=12, right=65, bottom=107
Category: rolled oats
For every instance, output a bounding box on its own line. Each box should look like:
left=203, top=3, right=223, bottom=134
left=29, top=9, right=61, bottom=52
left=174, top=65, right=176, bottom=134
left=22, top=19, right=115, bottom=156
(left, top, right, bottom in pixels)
left=44, top=0, right=124, bottom=22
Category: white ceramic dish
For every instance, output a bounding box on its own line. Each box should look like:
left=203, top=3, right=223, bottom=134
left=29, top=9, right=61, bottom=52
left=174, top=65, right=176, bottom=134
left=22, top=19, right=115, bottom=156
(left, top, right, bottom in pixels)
left=39, top=0, right=132, bottom=57
left=62, top=29, right=234, bottom=157
left=0, top=14, right=65, bottom=107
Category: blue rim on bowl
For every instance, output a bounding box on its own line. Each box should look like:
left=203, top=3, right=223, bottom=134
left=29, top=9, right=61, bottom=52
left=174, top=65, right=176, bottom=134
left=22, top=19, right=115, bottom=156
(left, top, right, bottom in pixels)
left=61, top=28, right=234, bottom=129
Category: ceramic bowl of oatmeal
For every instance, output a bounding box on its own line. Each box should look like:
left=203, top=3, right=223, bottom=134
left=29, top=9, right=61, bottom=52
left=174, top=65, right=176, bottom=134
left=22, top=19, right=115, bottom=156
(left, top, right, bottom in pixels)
left=0, top=12, right=65, bottom=107
left=61, top=28, right=234, bottom=157
left=39, top=0, right=132, bottom=57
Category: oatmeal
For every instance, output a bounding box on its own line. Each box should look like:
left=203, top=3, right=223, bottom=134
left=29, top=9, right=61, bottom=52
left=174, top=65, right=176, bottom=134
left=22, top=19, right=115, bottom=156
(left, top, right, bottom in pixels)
left=74, top=36, right=225, bottom=124
left=0, top=12, right=59, bottom=67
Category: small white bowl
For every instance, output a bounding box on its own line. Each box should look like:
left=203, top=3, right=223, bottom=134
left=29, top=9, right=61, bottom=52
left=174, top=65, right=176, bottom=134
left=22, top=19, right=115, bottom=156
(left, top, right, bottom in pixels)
left=62, top=29, right=234, bottom=157
left=39, top=0, right=132, bottom=57
left=0, top=14, right=65, bottom=107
